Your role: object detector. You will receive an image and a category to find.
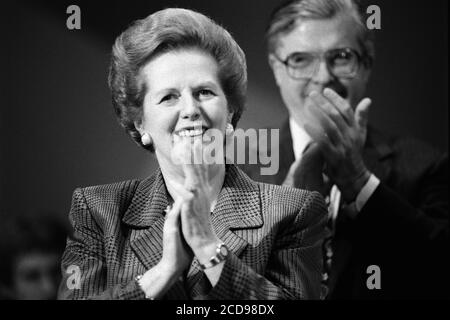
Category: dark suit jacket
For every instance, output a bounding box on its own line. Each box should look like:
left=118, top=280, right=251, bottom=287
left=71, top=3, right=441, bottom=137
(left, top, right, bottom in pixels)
left=241, top=120, right=449, bottom=299
left=58, top=165, right=327, bottom=300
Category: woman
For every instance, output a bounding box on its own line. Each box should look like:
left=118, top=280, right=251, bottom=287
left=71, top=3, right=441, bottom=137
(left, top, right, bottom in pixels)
left=58, top=8, right=327, bottom=300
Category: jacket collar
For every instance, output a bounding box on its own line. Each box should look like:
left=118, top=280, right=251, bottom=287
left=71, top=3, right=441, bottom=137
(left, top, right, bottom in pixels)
left=212, top=164, right=263, bottom=230
left=122, top=164, right=263, bottom=230
left=122, top=169, right=169, bottom=228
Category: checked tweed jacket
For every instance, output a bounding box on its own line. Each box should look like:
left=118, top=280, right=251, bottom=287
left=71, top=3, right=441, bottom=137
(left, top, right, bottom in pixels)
left=58, top=165, right=327, bottom=300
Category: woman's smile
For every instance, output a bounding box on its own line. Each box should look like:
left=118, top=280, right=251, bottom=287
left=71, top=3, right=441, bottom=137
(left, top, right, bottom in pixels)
left=173, top=125, right=209, bottom=138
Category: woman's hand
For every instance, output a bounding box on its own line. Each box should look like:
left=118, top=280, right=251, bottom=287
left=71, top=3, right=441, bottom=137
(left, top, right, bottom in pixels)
left=172, top=137, right=222, bottom=260
left=137, top=199, right=193, bottom=300
left=160, top=198, right=193, bottom=277
left=168, top=137, right=226, bottom=287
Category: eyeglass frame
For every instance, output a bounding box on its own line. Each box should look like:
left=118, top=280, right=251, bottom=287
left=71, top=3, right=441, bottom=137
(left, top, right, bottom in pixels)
left=272, top=47, right=366, bottom=80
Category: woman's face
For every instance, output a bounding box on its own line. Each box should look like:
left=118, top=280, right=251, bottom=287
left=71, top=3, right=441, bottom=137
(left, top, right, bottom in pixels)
left=137, top=49, right=231, bottom=171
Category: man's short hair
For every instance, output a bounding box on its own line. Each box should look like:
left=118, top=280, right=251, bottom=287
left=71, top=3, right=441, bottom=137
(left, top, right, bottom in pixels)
left=266, top=0, right=374, bottom=66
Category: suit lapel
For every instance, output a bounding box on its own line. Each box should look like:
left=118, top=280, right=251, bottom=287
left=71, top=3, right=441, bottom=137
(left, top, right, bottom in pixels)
left=122, top=169, right=170, bottom=274
left=363, top=127, right=394, bottom=182
left=122, top=169, right=190, bottom=299
left=276, top=119, right=296, bottom=185
left=186, top=165, right=263, bottom=297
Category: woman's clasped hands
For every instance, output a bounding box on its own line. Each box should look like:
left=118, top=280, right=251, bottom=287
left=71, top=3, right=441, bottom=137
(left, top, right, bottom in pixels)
left=160, top=136, right=224, bottom=281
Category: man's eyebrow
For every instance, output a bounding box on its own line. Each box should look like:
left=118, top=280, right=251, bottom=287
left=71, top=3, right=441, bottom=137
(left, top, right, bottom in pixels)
left=286, top=47, right=358, bottom=55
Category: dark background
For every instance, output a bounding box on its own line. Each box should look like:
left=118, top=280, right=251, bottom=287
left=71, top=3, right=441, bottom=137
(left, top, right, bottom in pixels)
left=2, top=0, right=448, bottom=219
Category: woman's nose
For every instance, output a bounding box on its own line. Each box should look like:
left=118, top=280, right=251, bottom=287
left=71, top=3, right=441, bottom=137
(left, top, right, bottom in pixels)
left=179, top=95, right=201, bottom=120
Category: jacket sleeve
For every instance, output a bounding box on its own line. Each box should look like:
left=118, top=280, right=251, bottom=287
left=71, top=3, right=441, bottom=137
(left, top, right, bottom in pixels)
left=57, top=188, right=145, bottom=300
left=352, top=153, right=448, bottom=244
left=204, top=191, right=328, bottom=300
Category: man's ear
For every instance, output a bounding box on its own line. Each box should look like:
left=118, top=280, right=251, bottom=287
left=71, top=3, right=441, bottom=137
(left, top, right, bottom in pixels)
left=268, top=54, right=283, bottom=87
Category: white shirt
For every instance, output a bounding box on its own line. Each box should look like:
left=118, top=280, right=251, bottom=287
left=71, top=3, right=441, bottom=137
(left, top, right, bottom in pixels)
left=288, top=118, right=380, bottom=218
left=289, top=118, right=312, bottom=161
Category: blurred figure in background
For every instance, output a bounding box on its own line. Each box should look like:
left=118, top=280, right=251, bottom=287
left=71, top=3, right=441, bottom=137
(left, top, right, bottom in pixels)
left=242, top=0, right=449, bottom=298
left=0, top=212, right=69, bottom=300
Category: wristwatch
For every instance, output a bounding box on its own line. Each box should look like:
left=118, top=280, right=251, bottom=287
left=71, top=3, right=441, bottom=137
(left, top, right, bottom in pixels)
left=199, top=243, right=229, bottom=270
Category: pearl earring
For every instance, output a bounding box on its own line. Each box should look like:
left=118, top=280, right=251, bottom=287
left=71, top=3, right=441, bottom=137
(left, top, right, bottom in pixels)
left=141, top=133, right=152, bottom=146
left=225, top=123, right=234, bottom=136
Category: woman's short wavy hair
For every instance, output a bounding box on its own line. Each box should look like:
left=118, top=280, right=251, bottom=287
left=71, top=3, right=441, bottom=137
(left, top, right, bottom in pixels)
left=108, top=8, right=247, bottom=151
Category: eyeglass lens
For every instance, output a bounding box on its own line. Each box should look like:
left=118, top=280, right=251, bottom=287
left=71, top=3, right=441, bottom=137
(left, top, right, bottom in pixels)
left=285, top=49, right=359, bottom=79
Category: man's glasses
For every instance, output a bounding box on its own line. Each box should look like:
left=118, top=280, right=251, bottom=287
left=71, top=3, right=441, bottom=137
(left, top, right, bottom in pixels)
left=273, top=47, right=364, bottom=80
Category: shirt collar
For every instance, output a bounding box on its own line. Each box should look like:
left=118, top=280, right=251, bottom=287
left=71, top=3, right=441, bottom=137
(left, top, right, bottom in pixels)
left=289, top=117, right=312, bottom=161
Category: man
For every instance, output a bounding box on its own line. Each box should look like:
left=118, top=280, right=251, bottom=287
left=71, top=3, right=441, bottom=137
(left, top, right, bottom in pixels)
left=0, top=212, right=68, bottom=300
left=242, top=0, right=448, bottom=298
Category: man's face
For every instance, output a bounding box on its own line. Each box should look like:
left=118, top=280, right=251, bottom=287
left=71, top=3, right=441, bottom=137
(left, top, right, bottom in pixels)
left=13, top=252, right=60, bottom=300
left=269, top=15, right=371, bottom=128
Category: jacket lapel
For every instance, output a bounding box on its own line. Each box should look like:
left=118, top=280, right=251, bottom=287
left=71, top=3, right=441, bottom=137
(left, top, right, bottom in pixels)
left=363, top=127, right=394, bottom=182
left=186, top=165, right=263, bottom=297
left=276, top=119, right=296, bottom=185
left=123, top=169, right=190, bottom=299
left=122, top=169, right=169, bottom=273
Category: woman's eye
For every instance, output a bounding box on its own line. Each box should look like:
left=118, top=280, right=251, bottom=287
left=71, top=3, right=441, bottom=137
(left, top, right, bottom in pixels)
left=159, top=94, right=177, bottom=104
left=198, top=89, right=215, bottom=99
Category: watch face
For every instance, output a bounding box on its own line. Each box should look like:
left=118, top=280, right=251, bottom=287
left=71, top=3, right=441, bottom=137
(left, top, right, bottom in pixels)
left=219, top=244, right=228, bottom=256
